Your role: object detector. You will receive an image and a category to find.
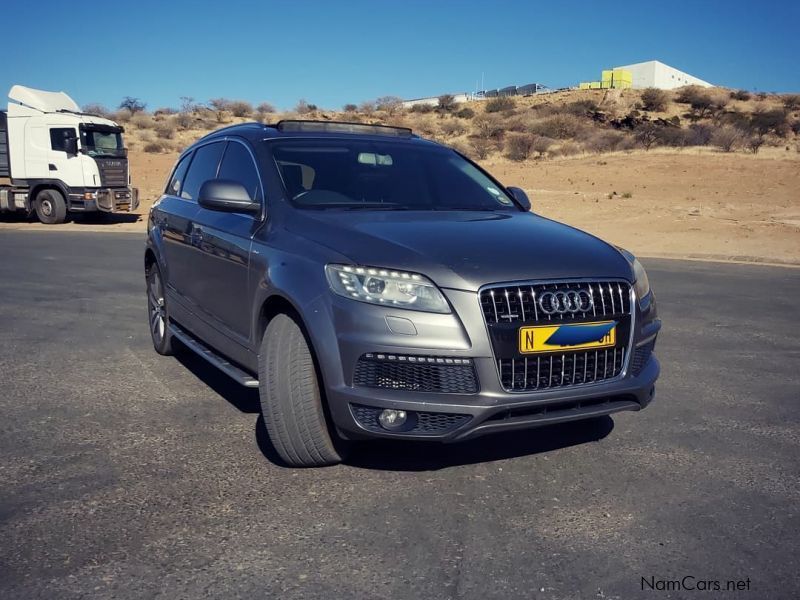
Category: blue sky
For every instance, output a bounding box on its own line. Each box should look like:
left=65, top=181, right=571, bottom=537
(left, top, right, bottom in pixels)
left=3, top=0, right=798, bottom=112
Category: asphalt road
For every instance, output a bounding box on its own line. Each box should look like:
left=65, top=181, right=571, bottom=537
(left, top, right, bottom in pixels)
left=1, top=231, right=798, bottom=600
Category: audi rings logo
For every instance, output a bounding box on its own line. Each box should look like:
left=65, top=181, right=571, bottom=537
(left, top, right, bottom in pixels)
left=538, top=289, right=593, bottom=315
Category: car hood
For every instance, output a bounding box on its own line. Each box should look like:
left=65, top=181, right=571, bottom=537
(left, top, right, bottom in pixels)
left=286, top=210, right=633, bottom=291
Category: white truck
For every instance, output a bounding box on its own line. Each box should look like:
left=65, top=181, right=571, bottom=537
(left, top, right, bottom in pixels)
left=0, top=85, right=138, bottom=224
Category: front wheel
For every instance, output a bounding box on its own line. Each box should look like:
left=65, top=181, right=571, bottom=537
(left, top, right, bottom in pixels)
left=35, top=189, right=67, bottom=224
left=258, top=314, right=348, bottom=467
left=146, top=264, right=174, bottom=356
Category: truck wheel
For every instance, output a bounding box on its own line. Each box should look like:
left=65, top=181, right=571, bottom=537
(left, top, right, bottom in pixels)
left=35, top=189, right=67, bottom=224
left=146, top=264, right=174, bottom=356
left=258, top=314, right=348, bottom=467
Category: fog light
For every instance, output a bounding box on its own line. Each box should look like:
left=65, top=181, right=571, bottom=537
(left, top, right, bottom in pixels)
left=378, top=409, right=407, bottom=430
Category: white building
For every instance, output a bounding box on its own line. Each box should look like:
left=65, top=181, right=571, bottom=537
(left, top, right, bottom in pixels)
left=401, top=93, right=475, bottom=109
left=614, top=60, right=713, bottom=90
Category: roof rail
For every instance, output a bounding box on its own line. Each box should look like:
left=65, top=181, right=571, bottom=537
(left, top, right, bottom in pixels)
left=195, top=121, right=265, bottom=142
left=275, top=120, right=413, bottom=137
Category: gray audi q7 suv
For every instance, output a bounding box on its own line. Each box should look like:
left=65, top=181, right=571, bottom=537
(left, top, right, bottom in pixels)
left=145, top=120, right=661, bottom=467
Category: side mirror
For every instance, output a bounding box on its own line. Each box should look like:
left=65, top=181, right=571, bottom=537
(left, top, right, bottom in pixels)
left=507, top=186, right=531, bottom=211
left=64, top=137, right=79, bottom=156
left=198, top=179, right=260, bottom=214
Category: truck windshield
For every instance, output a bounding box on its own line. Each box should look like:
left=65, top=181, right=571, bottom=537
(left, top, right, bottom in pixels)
left=80, top=126, right=125, bottom=158
left=271, top=140, right=517, bottom=211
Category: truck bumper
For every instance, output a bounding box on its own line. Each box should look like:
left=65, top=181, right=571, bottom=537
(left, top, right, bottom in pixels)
left=68, top=188, right=139, bottom=213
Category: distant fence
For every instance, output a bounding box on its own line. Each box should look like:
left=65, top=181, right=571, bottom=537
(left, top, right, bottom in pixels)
left=401, top=82, right=551, bottom=108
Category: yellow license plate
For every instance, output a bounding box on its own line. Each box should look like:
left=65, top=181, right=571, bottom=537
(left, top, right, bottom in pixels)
left=519, top=320, right=617, bottom=354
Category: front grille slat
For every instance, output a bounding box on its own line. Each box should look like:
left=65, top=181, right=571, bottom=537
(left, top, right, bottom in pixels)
left=480, top=280, right=633, bottom=392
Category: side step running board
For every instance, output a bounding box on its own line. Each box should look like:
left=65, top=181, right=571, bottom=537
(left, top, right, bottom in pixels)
left=169, top=323, right=260, bottom=388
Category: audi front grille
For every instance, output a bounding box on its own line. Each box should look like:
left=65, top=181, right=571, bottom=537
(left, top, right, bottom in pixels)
left=479, top=280, right=634, bottom=392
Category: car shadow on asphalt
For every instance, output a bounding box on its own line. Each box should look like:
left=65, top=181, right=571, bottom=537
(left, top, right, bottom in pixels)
left=175, top=348, right=615, bottom=471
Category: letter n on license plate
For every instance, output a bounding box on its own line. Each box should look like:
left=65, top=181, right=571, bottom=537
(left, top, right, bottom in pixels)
left=519, top=320, right=617, bottom=354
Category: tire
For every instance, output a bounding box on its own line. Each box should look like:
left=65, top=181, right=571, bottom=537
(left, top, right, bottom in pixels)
left=258, top=313, right=347, bottom=467
left=146, top=263, right=174, bottom=356
left=35, top=189, right=67, bottom=224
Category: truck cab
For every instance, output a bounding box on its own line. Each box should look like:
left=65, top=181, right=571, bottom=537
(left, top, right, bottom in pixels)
left=0, top=85, right=138, bottom=224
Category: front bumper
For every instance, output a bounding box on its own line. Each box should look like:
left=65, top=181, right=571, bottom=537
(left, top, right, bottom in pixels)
left=68, top=187, right=139, bottom=213
left=309, top=285, right=662, bottom=443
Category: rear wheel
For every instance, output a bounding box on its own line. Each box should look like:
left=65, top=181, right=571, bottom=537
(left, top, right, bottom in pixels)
left=146, top=264, right=174, bottom=356
left=258, top=313, right=347, bottom=467
left=35, top=189, right=67, bottom=224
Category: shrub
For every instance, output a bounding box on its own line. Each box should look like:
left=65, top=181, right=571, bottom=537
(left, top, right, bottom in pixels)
left=561, top=99, right=599, bottom=116
left=471, top=113, right=505, bottom=139
left=655, top=126, right=692, bottom=147
left=783, top=94, right=800, bottom=110
left=154, top=107, right=177, bottom=116
left=528, top=114, right=587, bottom=139
left=295, top=99, right=314, bottom=114
left=635, top=122, right=660, bottom=150
left=711, top=125, right=742, bottom=151
left=130, top=113, right=155, bottom=129
left=409, top=103, right=433, bottom=113
left=375, top=96, right=404, bottom=114
left=343, top=103, right=358, bottom=113
left=143, top=141, right=164, bottom=153
left=119, top=96, right=146, bottom=114
left=641, top=88, right=669, bottom=112
left=745, top=134, right=765, bottom=154
left=687, top=124, right=713, bottom=146
left=553, top=141, right=581, bottom=157
left=228, top=101, right=253, bottom=117
left=456, top=107, right=475, bottom=119
left=174, top=112, right=192, bottom=129
left=470, top=137, right=496, bottom=159
left=584, top=130, right=625, bottom=153
left=730, top=89, right=751, bottom=101
left=438, top=94, right=457, bottom=112
left=447, top=139, right=475, bottom=159
left=531, top=135, right=554, bottom=157
left=791, top=120, right=800, bottom=135
left=82, top=103, right=110, bottom=117
left=440, top=119, right=467, bottom=137
left=154, top=122, right=176, bottom=139
left=505, top=132, right=536, bottom=161
left=484, top=96, right=516, bottom=113
left=675, top=86, right=707, bottom=104
left=358, top=100, right=376, bottom=114
left=208, top=98, right=232, bottom=122
left=750, top=108, right=789, bottom=136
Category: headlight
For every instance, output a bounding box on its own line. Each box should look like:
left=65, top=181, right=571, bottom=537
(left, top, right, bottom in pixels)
left=632, top=258, right=651, bottom=301
left=325, top=264, right=450, bottom=313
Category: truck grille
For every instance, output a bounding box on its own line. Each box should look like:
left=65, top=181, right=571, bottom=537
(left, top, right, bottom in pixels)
left=479, top=280, right=633, bottom=392
left=95, top=158, right=129, bottom=187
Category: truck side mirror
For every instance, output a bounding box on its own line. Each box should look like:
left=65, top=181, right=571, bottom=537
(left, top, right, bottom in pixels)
left=64, top=137, right=78, bottom=156
left=507, top=186, right=531, bottom=211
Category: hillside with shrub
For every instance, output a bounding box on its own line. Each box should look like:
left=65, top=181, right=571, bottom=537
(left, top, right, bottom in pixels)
left=91, top=87, right=800, bottom=160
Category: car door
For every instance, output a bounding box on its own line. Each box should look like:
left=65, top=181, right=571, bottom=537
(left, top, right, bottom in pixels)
left=159, top=151, right=199, bottom=308
left=166, top=141, right=225, bottom=315
left=190, top=139, right=263, bottom=350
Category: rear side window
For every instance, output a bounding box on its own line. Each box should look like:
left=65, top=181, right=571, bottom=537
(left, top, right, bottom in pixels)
left=166, top=153, right=192, bottom=197
left=180, top=141, right=225, bottom=201
left=217, top=141, right=261, bottom=201
left=50, top=128, right=76, bottom=152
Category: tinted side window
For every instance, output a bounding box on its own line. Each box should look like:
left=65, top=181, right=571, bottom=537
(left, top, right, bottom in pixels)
left=166, top=153, right=192, bottom=196
left=217, top=141, right=261, bottom=201
left=50, top=128, right=76, bottom=152
left=180, top=142, right=225, bottom=201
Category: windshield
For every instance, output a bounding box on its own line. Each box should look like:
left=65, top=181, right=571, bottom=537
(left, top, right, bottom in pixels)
left=271, top=140, right=517, bottom=210
left=80, top=126, right=125, bottom=157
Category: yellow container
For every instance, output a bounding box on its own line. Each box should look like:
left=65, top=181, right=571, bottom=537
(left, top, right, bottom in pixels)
left=601, top=70, right=613, bottom=82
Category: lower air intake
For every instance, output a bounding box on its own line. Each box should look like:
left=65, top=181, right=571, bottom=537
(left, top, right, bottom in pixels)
left=353, top=354, right=478, bottom=394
